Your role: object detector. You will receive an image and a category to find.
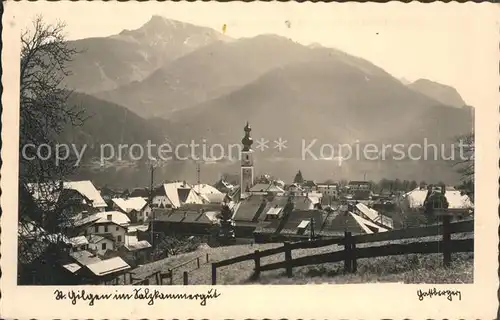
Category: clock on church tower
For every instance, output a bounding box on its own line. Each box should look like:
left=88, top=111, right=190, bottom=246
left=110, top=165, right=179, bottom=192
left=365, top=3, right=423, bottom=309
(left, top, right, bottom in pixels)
left=240, top=122, right=254, bottom=195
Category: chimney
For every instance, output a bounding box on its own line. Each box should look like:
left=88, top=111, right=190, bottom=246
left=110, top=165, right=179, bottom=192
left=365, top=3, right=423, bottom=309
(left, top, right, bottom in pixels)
left=107, top=214, right=112, bottom=221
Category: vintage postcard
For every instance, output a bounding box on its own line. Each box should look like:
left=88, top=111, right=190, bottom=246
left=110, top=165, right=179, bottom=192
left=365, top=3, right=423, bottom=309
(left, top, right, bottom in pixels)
left=1, top=1, right=498, bottom=318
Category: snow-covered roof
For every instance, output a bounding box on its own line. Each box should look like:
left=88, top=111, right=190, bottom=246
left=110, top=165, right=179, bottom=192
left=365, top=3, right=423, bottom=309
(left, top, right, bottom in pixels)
left=112, top=197, right=147, bottom=213
left=266, top=207, right=282, bottom=216
left=69, top=235, right=89, bottom=247
left=162, top=182, right=191, bottom=208
left=86, top=257, right=130, bottom=276
left=124, top=240, right=152, bottom=251
left=87, top=234, right=110, bottom=244
left=26, top=181, right=107, bottom=209
left=355, top=203, right=378, bottom=221
left=63, top=181, right=107, bottom=208
left=62, top=263, right=82, bottom=274
left=349, top=212, right=388, bottom=234
left=127, top=224, right=149, bottom=233
left=95, top=211, right=131, bottom=226
left=297, top=220, right=310, bottom=229
left=192, top=184, right=223, bottom=195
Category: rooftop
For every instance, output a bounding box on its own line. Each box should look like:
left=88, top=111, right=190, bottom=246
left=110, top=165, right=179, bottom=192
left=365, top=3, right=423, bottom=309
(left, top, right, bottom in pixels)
left=70, top=250, right=102, bottom=266
left=112, top=197, right=147, bottom=213
left=85, top=257, right=131, bottom=276
left=95, top=211, right=131, bottom=226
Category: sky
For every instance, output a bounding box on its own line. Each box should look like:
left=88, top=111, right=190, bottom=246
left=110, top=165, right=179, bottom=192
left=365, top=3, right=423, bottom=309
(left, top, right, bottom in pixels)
left=8, top=1, right=499, bottom=111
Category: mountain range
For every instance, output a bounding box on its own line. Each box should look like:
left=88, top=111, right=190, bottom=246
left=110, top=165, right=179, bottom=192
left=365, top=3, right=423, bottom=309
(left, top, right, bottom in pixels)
left=54, top=15, right=473, bottom=187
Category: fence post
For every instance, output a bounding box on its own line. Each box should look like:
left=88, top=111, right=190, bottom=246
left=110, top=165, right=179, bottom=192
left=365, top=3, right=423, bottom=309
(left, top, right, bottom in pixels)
left=206, top=253, right=209, bottom=263
left=197, top=257, right=200, bottom=269
left=351, top=240, right=357, bottom=273
left=442, top=215, right=452, bottom=267
left=343, top=232, right=352, bottom=273
left=211, top=263, right=217, bottom=285
left=254, top=250, right=261, bottom=277
left=155, top=271, right=160, bottom=285
left=168, top=269, right=173, bottom=285
left=183, top=271, right=188, bottom=285
left=284, top=242, right=293, bottom=278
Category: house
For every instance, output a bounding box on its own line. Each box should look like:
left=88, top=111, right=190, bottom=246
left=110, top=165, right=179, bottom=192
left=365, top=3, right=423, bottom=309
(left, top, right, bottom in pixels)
left=112, top=197, right=152, bottom=223
left=78, top=257, right=131, bottom=284
left=301, top=180, right=318, bottom=192
left=85, top=211, right=130, bottom=247
left=286, top=183, right=304, bottom=195
left=347, top=181, right=372, bottom=192
left=320, top=211, right=388, bottom=237
left=68, top=235, right=89, bottom=252
left=193, top=184, right=226, bottom=203
left=151, top=182, right=204, bottom=209
left=253, top=209, right=324, bottom=242
left=317, top=183, right=339, bottom=199
left=87, top=235, right=115, bottom=256
left=249, top=183, right=285, bottom=195
left=119, top=240, right=153, bottom=266
left=400, top=186, right=474, bottom=215
left=152, top=210, right=216, bottom=236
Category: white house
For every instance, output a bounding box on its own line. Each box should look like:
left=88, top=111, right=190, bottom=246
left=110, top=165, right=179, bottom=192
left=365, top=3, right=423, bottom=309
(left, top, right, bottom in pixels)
left=317, top=183, right=339, bottom=199
left=112, top=197, right=152, bottom=222
left=86, top=211, right=130, bottom=247
left=87, top=234, right=115, bottom=256
left=192, top=184, right=225, bottom=203
left=151, top=182, right=204, bottom=209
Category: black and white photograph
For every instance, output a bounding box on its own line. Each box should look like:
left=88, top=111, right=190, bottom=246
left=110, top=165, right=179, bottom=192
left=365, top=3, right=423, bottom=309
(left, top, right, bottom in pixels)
left=1, top=1, right=498, bottom=318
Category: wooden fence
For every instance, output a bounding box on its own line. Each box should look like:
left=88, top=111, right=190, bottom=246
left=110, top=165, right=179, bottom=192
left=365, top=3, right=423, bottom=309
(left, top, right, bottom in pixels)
left=127, top=252, right=210, bottom=285
left=211, top=220, right=474, bottom=284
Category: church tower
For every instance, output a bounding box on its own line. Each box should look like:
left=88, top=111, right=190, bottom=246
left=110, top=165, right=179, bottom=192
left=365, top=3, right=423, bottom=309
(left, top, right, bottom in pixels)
left=240, top=122, right=254, bottom=197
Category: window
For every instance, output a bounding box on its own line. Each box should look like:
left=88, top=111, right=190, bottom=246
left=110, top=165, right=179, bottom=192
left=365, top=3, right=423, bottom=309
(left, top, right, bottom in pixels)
left=101, top=243, right=107, bottom=250
left=104, top=225, right=108, bottom=232
left=116, top=226, right=119, bottom=231
left=95, top=226, right=99, bottom=233
left=117, top=235, right=122, bottom=242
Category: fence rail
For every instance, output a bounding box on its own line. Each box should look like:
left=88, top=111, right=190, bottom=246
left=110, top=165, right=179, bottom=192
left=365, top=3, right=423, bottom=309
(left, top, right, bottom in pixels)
left=211, top=219, right=474, bottom=284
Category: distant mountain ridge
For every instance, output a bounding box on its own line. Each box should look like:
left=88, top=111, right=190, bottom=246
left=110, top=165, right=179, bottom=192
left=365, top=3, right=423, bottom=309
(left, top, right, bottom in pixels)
left=95, top=34, right=394, bottom=119
left=63, top=15, right=230, bottom=93
left=407, top=79, right=467, bottom=108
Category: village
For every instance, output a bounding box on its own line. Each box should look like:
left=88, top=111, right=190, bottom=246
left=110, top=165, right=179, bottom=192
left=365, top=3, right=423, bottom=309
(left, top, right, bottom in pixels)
left=18, top=123, right=475, bottom=285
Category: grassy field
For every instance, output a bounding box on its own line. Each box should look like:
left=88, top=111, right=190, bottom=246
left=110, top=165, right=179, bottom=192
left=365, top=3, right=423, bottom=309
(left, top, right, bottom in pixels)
left=130, top=233, right=473, bottom=285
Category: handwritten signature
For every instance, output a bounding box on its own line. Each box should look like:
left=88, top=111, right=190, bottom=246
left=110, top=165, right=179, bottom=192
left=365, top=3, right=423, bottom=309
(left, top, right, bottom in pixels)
left=54, top=288, right=221, bottom=306
left=417, top=288, right=461, bottom=302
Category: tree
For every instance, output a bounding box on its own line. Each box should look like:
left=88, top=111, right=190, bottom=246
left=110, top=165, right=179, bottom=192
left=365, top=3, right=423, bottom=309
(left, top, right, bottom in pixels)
left=18, top=16, right=86, bottom=282
left=454, top=133, right=474, bottom=182
left=409, top=180, right=418, bottom=191
left=293, top=170, right=304, bottom=183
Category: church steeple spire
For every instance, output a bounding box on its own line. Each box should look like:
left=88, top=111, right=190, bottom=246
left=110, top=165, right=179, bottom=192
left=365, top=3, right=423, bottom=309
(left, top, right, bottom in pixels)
left=241, top=121, right=253, bottom=152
